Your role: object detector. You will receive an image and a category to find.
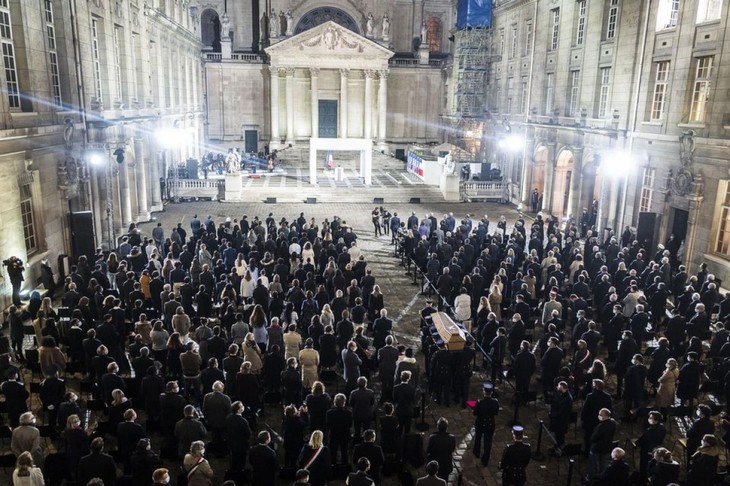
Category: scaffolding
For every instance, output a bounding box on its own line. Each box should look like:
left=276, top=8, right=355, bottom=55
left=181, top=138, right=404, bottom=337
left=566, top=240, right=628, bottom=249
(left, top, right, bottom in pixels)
left=449, top=28, right=492, bottom=162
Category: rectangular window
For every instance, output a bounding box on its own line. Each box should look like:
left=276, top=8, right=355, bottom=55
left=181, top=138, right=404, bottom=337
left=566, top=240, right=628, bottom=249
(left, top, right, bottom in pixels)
left=598, top=67, right=611, bottom=117
left=607, top=0, right=619, bottom=39
left=639, top=167, right=655, bottom=213
left=651, top=61, right=670, bottom=120
left=568, top=70, right=581, bottom=116
left=91, top=18, right=103, bottom=101
left=499, top=29, right=505, bottom=57
left=511, top=26, right=518, bottom=59
left=715, top=183, right=730, bottom=256
left=507, top=97, right=513, bottom=114
left=656, top=0, right=680, bottom=29
left=697, top=0, right=723, bottom=23
left=44, top=0, right=62, bottom=107
left=690, top=56, right=713, bottom=123
left=576, top=0, right=587, bottom=45
left=521, top=78, right=528, bottom=114
left=112, top=26, right=123, bottom=102
left=524, top=22, right=532, bottom=56
left=130, top=33, right=138, bottom=102
left=545, top=72, right=555, bottom=114
left=550, top=9, right=560, bottom=50
left=0, top=2, right=19, bottom=109
left=20, top=183, right=37, bottom=253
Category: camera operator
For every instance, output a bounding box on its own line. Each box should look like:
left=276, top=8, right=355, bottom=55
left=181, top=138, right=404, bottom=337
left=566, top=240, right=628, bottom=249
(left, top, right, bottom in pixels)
left=3, top=256, right=25, bottom=306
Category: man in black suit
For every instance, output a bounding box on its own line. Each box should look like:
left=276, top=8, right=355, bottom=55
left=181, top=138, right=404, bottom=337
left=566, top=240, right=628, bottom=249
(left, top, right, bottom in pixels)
left=371, top=309, right=393, bottom=350
left=39, top=367, right=65, bottom=434
left=349, top=377, right=376, bottom=438
left=202, top=380, right=231, bottom=445
left=426, top=417, right=456, bottom=481
left=117, top=409, right=147, bottom=473
left=636, top=411, right=667, bottom=481
left=499, top=426, right=531, bottom=486
left=473, top=383, right=499, bottom=467
left=101, top=361, right=126, bottom=405
left=326, top=393, right=353, bottom=465
left=1, top=367, right=28, bottom=427
left=377, top=336, right=399, bottom=403
left=549, top=381, right=573, bottom=454
left=78, top=437, right=117, bottom=486
left=159, top=381, right=186, bottom=446
left=392, top=370, right=416, bottom=434
left=224, top=400, right=252, bottom=471
left=581, top=379, right=612, bottom=458
left=686, top=404, right=715, bottom=458
left=593, top=447, right=630, bottom=485
left=351, top=429, right=385, bottom=484
left=586, top=408, right=617, bottom=482
left=249, top=431, right=279, bottom=486
left=347, top=457, right=375, bottom=486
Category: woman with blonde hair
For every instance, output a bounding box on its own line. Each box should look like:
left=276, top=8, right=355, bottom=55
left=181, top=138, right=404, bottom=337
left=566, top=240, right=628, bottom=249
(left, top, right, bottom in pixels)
left=488, top=284, right=503, bottom=321
left=108, top=389, right=132, bottom=433
left=656, top=358, right=679, bottom=417
left=183, top=440, right=214, bottom=486
left=320, top=304, right=334, bottom=329
left=302, top=241, right=315, bottom=265
left=234, top=253, right=247, bottom=276
left=12, top=452, right=44, bottom=486
left=297, top=430, right=331, bottom=486
left=242, top=332, right=263, bottom=373
left=62, top=414, right=89, bottom=482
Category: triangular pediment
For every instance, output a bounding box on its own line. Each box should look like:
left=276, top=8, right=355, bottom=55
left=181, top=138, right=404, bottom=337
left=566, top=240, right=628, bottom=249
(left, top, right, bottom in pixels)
left=265, top=21, right=393, bottom=70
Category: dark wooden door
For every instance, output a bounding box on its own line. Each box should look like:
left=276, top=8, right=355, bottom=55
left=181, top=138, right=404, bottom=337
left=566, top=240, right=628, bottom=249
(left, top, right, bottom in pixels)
left=244, top=130, right=258, bottom=153
left=319, top=100, right=337, bottom=138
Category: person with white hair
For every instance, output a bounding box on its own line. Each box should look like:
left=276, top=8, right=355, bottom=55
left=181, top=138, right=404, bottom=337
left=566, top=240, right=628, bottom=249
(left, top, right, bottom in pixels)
left=202, top=380, right=231, bottom=445
left=11, top=412, right=44, bottom=469
left=592, top=447, right=629, bottom=483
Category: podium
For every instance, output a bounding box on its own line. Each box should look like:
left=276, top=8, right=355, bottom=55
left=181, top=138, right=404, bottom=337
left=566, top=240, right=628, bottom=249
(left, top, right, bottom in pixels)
left=430, top=312, right=467, bottom=351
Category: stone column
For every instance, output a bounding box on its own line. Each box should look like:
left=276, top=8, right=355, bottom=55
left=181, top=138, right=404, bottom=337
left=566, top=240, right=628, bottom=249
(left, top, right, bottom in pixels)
left=683, top=194, right=704, bottom=265
left=285, top=67, right=295, bottom=145
left=363, top=70, right=374, bottom=140
left=134, top=137, right=149, bottom=221
left=340, top=69, right=349, bottom=137
left=543, top=142, right=556, bottom=213
left=149, top=145, right=162, bottom=211
left=568, top=148, right=583, bottom=219
left=310, top=67, right=319, bottom=138
left=377, top=70, right=388, bottom=150
left=520, top=135, right=535, bottom=205
left=118, top=147, right=133, bottom=228
left=270, top=67, right=280, bottom=147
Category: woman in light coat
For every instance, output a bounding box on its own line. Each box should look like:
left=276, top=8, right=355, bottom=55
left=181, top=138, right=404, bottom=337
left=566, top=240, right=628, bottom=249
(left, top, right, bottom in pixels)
left=299, top=338, right=320, bottom=390
left=283, top=324, right=302, bottom=361
left=240, top=270, right=255, bottom=299
left=453, top=287, right=472, bottom=323
left=656, top=358, right=679, bottom=413
left=183, top=440, right=214, bottom=486
left=488, top=285, right=503, bottom=321
left=242, top=332, right=263, bottom=373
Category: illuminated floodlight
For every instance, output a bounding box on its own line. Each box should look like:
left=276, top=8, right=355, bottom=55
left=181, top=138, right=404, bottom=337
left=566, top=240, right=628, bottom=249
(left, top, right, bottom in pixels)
left=603, top=149, right=634, bottom=177
left=86, top=150, right=106, bottom=166
left=156, top=128, right=185, bottom=149
left=499, top=135, right=524, bottom=153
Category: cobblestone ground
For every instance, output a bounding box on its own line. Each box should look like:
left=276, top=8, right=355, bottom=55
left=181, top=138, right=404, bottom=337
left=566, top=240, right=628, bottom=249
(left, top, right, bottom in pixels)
left=0, top=200, right=668, bottom=485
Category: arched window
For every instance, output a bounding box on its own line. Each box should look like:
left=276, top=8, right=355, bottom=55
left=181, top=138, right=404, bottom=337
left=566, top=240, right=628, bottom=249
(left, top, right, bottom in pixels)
left=294, top=7, right=359, bottom=35
left=426, top=17, right=442, bottom=52
left=200, top=9, right=220, bottom=52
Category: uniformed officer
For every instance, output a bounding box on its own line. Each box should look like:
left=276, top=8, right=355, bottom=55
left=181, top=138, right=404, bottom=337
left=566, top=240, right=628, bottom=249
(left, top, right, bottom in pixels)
left=473, top=382, right=500, bottom=467
left=499, top=426, right=531, bottom=486
left=454, top=340, right=476, bottom=407
left=420, top=299, right=438, bottom=327
left=430, top=343, right=453, bottom=406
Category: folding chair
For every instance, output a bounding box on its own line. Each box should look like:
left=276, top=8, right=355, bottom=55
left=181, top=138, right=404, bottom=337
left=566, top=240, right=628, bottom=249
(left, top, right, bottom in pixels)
left=0, top=454, right=16, bottom=470
left=22, top=326, right=37, bottom=349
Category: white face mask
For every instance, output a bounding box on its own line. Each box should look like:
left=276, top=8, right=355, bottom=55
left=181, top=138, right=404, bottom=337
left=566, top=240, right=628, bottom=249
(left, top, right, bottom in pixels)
left=598, top=415, right=605, bottom=422
left=648, top=418, right=656, bottom=425
left=696, top=410, right=701, bottom=418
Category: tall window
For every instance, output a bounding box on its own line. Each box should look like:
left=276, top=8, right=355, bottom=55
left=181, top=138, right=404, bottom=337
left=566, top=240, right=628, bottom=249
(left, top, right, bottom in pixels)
left=656, top=0, right=680, bottom=30
left=639, top=167, right=655, bottom=213
left=112, top=26, right=123, bottom=102
left=426, top=17, right=442, bottom=52
left=607, top=0, right=619, bottom=39
left=651, top=61, right=670, bottom=120
left=91, top=18, right=103, bottom=102
left=598, top=67, right=611, bottom=117
left=568, top=70, right=581, bottom=116
left=550, top=9, right=560, bottom=50
left=0, top=0, right=20, bottom=109
left=499, top=29, right=505, bottom=57
left=690, top=56, right=713, bottom=123
left=697, top=0, right=723, bottom=23
left=524, top=22, right=532, bottom=56
left=44, top=0, right=62, bottom=107
left=511, top=26, right=518, bottom=59
left=19, top=183, right=37, bottom=253
left=521, top=77, right=528, bottom=114
left=716, top=183, right=730, bottom=256
left=576, top=0, right=587, bottom=46
left=130, top=34, right=138, bottom=102
left=545, top=73, right=555, bottom=114
left=507, top=97, right=513, bottom=114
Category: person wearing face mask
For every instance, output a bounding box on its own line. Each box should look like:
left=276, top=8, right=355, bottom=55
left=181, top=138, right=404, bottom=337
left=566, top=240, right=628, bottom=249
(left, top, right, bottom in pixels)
left=615, top=331, right=638, bottom=400
left=507, top=313, right=525, bottom=357
left=592, top=447, right=629, bottom=485
left=655, top=358, right=679, bottom=419
left=623, top=354, right=647, bottom=421
left=183, top=440, right=214, bottom=486
left=686, top=404, right=715, bottom=460
left=548, top=381, right=573, bottom=455
left=153, top=467, right=171, bottom=485
left=541, top=337, right=564, bottom=401
left=581, top=379, right=612, bottom=459
left=585, top=408, right=617, bottom=482
left=687, top=434, right=720, bottom=483
left=131, top=438, right=162, bottom=485
left=635, top=411, right=667, bottom=481
left=677, top=351, right=702, bottom=409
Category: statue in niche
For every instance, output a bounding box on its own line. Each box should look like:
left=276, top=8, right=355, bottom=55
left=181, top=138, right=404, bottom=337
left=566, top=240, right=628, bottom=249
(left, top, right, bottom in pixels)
left=421, top=21, right=428, bottom=43
left=381, top=13, right=390, bottom=41
left=366, top=12, right=374, bottom=37
left=285, top=11, right=294, bottom=36
left=673, top=129, right=696, bottom=196
left=226, top=148, right=241, bottom=174
left=279, top=11, right=286, bottom=36
left=269, top=8, right=279, bottom=38
left=220, top=12, right=230, bottom=40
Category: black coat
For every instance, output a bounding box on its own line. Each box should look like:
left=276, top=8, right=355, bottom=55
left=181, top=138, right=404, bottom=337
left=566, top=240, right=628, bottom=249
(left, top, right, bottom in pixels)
left=686, top=417, right=714, bottom=456
left=1, top=380, right=28, bottom=426
left=297, top=445, right=331, bottom=486
left=224, top=413, right=252, bottom=453
left=326, top=407, right=353, bottom=440
left=687, top=450, right=719, bottom=483
left=78, top=451, right=117, bottom=486
left=130, top=450, right=161, bottom=485
left=594, top=459, right=630, bottom=485
left=541, top=347, right=564, bottom=386
left=590, top=418, right=616, bottom=454
left=624, top=364, right=647, bottom=400
left=581, top=390, right=612, bottom=432
left=426, top=431, right=456, bottom=476
left=351, top=442, right=385, bottom=482
left=549, top=391, right=573, bottom=434
left=249, top=443, right=279, bottom=485
left=676, top=361, right=701, bottom=400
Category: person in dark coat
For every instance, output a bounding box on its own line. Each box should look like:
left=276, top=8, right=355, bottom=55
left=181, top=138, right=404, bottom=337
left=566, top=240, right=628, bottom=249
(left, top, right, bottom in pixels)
left=351, top=429, right=385, bottom=484
left=297, top=430, right=331, bottom=486
left=249, top=431, right=279, bottom=486
left=647, top=338, right=671, bottom=387
left=677, top=351, right=701, bottom=407
left=117, top=409, right=147, bottom=472
left=636, top=411, right=667, bottom=480
left=392, top=370, right=416, bottom=434
left=686, top=404, right=715, bottom=458
left=541, top=337, right=563, bottom=400
left=326, top=393, right=353, bottom=465
left=623, top=354, right=647, bottom=419
left=202, top=380, right=231, bottom=445
left=377, top=336, right=399, bottom=402
left=130, top=438, right=162, bottom=485
left=513, top=341, right=535, bottom=402
left=593, top=447, right=630, bottom=485
left=549, top=381, right=573, bottom=453
left=581, top=379, right=612, bottom=459
left=282, top=404, right=308, bottom=468
left=282, top=357, right=304, bottom=406
left=159, top=381, right=187, bottom=445
left=347, top=457, right=375, bottom=486
left=349, top=377, right=376, bottom=438
left=615, top=331, right=638, bottom=399
left=426, top=417, right=456, bottom=481
left=687, top=434, right=720, bottom=484
left=77, top=437, right=117, bottom=486
left=224, top=401, right=252, bottom=471
left=499, top=426, right=531, bottom=486
left=473, top=382, right=499, bottom=467
left=1, top=367, right=29, bottom=427
left=586, top=408, right=617, bottom=482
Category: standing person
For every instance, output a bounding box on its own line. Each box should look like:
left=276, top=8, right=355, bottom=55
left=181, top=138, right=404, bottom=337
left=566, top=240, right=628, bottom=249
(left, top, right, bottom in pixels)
left=623, top=354, right=647, bottom=420
left=499, top=426, right=531, bottom=486
left=585, top=408, right=617, bottom=482
left=347, top=457, right=375, bottom=486
left=8, top=306, right=24, bottom=360
left=342, top=341, right=362, bottom=393
left=326, top=393, right=353, bottom=466
left=371, top=207, right=382, bottom=237
left=349, top=377, right=376, bottom=439
left=249, top=431, right=279, bottom=486
left=2, top=367, right=29, bottom=427
left=635, top=411, right=667, bottom=481
left=472, top=383, right=499, bottom=467
left=416, top=461, right=446, bottom=486
left=12, top=452, right=44, bottom=486
left=351, top=430, right=385, bottom=484
left=77, top=437, right=117, bottom=486
left=4, top=256, right=25, bottom=306
left=297, top=430, right=331, bottom=486
left=549, top=381, right=573, bottom=455
left=224, top=401, right=252, bottom=473
left=581, top=379, right=612, bottom=459
left=183, top=441, right=214, bottom=486
left=655, top=358, right=679, bottom=417
left=11, top=413, right=44, bottom=469
left=426, top=418, right=456, bottom=482
left=392, top=370, right=416, bottom=434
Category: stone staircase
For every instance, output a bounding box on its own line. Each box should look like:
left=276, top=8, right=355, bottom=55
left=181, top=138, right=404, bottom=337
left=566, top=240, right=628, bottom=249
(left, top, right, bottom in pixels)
left=229, top=143, right=446, bottom=203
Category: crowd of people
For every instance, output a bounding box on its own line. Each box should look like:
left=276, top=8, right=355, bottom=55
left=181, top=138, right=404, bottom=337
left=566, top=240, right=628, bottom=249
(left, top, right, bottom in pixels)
left=3, top=203, right=730, bottom=486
